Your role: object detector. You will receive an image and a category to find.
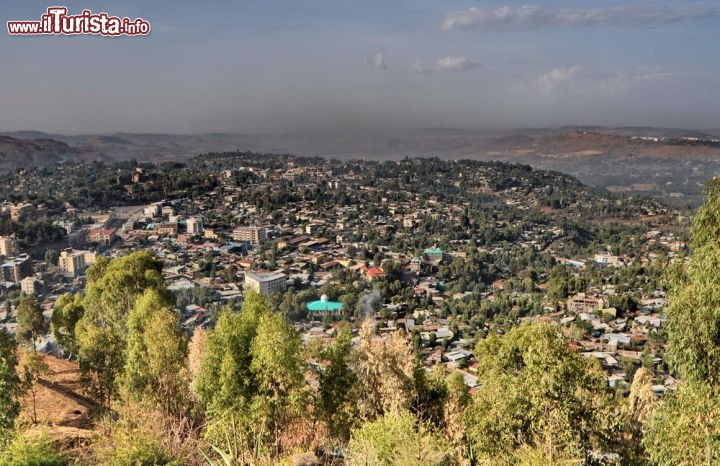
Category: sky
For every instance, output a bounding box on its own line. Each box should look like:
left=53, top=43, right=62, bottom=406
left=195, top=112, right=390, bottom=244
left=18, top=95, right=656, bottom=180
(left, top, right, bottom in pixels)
left=1, top=0, right=720, bottom=134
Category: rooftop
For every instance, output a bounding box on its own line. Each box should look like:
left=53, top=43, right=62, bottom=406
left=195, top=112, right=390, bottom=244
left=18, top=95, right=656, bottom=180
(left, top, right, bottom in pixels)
left=246, top=271, right=286, bottom=282
left=307, top=295, right=343, bottom=312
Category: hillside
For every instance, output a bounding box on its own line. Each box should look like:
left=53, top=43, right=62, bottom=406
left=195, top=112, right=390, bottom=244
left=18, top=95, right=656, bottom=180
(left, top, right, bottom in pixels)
left=3, top=127, right=720, bottom=205
left=18, top=353, right=95, bottom=450
left=0, top=136, right=81, bottom=171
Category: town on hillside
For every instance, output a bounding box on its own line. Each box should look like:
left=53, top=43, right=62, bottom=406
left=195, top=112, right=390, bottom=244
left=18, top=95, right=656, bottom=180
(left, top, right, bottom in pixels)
left=0, top=153, right=684, bottom=400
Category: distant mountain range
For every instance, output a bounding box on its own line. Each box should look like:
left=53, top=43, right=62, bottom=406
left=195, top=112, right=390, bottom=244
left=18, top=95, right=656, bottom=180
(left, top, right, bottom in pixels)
left=3, top=127, right=720, bottom=205
left=0, top=136, right=81, bottom=170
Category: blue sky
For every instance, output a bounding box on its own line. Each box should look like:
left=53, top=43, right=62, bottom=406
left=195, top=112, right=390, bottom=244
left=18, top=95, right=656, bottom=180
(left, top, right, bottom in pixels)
left=2, top=0, right=719, bottom=133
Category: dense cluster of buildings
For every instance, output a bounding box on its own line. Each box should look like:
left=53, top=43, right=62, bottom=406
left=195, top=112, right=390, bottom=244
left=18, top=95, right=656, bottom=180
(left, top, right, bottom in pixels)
left=0, top=158, right=682, bottom=393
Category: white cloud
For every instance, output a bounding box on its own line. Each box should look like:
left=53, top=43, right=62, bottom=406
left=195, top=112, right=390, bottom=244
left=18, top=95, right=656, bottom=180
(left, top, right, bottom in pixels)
left=412, top=56, right=480, bottom=74
left=441, top=5, right=718, bottom=31
left=536, top=66, right=675, bottom=95
left=538, top=66, right=582, bottom=94
left=365, top=50, right=387, bottom=70
left=591, top=69, right=674, bottom=94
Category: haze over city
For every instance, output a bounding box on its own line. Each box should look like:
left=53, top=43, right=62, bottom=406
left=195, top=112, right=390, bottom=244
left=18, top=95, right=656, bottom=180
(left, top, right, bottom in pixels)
left=3, top=0, right=720, bottom=134
left=7, top=2, right=720, bottom=465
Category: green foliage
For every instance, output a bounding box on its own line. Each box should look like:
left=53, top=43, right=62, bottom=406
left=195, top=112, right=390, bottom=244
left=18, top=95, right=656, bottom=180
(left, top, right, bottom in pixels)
left=0, top=332, right=21, bottom=437
left=689, top=178, right=720, bottom=250
left=196, top=292, right=307, bottom=455
left=0, top=431, right=68, bottom=466
left=195, top=293, right=266, bottom=415
left=546, top=276, right=569, bottom=301
left=645, top=179, right=720, bottom=464
left=15, top=296, right=48, bottom=349
left=90, top=419, right=182, bottom=466
left=198, top=414, right=270, bottom=466
left=645, top=382, right=720, bottom=466
left=663, top=243, right=720, bottom=386
left=82, top=250, right=169, bottom=319
left=121, top=289, right=189, bottom=415
left=412, top=365, right=449, bottom=428
left=44, top=248, right=59, bottom=266
left=75, top=251, right=172, bottom=407
left=316, top=328, right=358, bottom=441
left=509, top=441, right=582, bottom=466
left=50, top=293, right=84, bottom=356
left=249, top=309, right=306, bottom=448
left=346, top=410, right=451, bottom=466
left=18, top=350, right=49, bottom=425
left=466, top=323, right=614, bottom=463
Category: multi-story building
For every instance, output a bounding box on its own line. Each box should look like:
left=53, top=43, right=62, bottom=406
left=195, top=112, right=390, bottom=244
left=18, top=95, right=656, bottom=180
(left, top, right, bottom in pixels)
left=187, top=217, right=204, bottom=236
left=144, top=203, right=162, bottom=218
left=244, top=271, right=286, bottom=296
left=20, top=276, right=43, bottom=296
left=232, top=226, right=266, bottom=245
left=0, top=236, right=20, bottom=257
left=59, top=249, right=96, bottom=278
left=0, top=254, right=32, bottom=283
left=88, top=228, right=116, bottom=245
left=10, top=203, right=34, bottom=221
left=156, top=223, right=178, bottom=236
left=204, top=228, right=220, bottom=240
left=305, top=223, right=319, bottom=235
left=568, top=293, right=606, bottom=314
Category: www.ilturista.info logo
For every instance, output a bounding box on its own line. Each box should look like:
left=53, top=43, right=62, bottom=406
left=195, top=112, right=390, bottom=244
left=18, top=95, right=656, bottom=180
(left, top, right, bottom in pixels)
left=8, top=7, right=150, bottom=36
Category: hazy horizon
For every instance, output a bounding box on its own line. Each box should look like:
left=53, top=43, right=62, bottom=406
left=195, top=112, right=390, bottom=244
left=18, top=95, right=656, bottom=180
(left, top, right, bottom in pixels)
left=3, top=1, right=720, bottom=135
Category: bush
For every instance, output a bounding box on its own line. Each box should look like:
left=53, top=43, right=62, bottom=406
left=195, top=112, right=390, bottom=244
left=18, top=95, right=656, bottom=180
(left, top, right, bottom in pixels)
left=91, top=426, right=182, bottom=466
left=0, top=431, right=68, bottom=466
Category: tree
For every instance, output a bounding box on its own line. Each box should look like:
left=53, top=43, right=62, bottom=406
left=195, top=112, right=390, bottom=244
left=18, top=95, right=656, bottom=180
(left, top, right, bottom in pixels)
left=0, top=332, right=21, bottom=438
left=465, top=323, right=614, bottom=463
left=645, top=180, right=720, bottom=464
left=121, top=289, right=189, bottom=416
left=15, top=296, right=48, bottom=351
left=187, top=327, right=207, bottom=397
left=546, top=276, right=569, bottom=301
left=76, top=250, right=172, bottom=407
left=44, top=248, right=59, bottom=266
left=195, top=294, right=265, bottom=416
left=17, top=350, right=49, bottom=425
left=346, top=410, right=451, bottom=466
left=442, top=371, right=470, bottom=448
left=645, top=382, right=720, bottom=465
left=50, top=293, right=84, bottom=356
left=196, top=292, right=309, bottom=457
left=0, top=431, right=68, bottom=466
left=316, top=328, right=358, bottom=442
left=250, top=310, right=307, bottom=455
left=355, top=322, right=416, bottom=419
left=620, top=367, right=657, bottom=463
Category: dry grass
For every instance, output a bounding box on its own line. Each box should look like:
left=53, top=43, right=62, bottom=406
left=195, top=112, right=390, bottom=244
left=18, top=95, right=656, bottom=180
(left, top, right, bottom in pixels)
left=18, top=353, right=96, bottom=448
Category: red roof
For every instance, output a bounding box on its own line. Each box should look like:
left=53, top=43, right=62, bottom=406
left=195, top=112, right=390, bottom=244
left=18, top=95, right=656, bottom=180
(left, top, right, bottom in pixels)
left=90, top=228, right=115, bottom=235
left=361, top=266, right=385, bottom=278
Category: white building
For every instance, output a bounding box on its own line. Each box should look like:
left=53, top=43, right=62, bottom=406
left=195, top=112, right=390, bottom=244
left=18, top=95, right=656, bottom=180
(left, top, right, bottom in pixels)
left=144, top=203, right=162, bottom=218
left=21, top=276, right=43, bottom=296
left=245, top=271, right=287, bottom=296
left=0, top=236, right=20, bottom=257
left=187, top=217, right=204, bottom=236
